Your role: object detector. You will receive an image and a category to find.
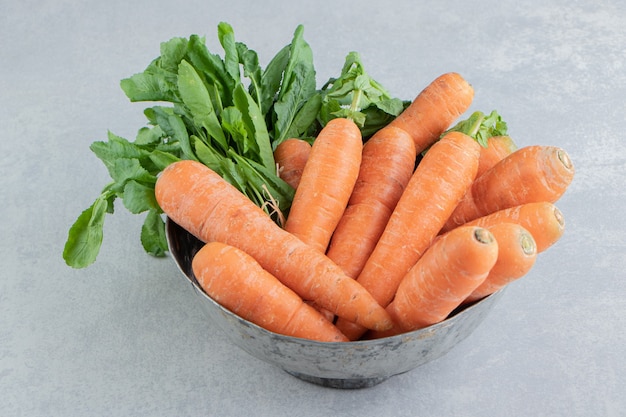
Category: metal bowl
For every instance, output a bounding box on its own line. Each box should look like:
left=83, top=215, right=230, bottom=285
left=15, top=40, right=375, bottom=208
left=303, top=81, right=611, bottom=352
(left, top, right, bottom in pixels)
left=166, top=217, right=503, bottom=389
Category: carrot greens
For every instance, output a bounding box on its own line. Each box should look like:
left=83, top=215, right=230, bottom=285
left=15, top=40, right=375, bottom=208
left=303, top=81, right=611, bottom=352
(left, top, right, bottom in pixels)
left=63, top=22, right=403, bottom=269
left=319, top=51, right=408, bottom=138
left=443, top=110, right=508, bottom=147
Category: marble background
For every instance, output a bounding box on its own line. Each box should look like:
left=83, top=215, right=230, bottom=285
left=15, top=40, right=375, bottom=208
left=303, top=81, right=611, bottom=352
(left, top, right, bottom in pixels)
left=2, top=0, right=624, bottom=415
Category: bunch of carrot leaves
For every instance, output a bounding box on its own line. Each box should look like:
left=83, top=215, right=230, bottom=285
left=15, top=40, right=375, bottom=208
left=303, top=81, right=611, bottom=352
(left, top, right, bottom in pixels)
left=63, top=22, right=405, bottom=269
left=443, top=110, right=508, bottom=147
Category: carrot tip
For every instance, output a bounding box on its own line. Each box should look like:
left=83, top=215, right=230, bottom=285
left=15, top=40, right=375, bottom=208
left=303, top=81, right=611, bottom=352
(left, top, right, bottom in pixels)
left=520, top=232, right=537, bottom=256
left=473, top=227, right=494, bottom=244
left=553, top=206, right=565, bottom=228
left=557, top=149, right=574, bottom=170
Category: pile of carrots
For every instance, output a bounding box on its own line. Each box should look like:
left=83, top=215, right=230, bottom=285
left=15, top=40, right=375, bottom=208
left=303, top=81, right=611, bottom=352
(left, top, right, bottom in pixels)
left=155, top=72, right=575, bottom=343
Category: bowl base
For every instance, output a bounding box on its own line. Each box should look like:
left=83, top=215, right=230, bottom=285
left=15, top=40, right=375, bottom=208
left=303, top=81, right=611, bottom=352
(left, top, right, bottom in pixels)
left=285, top=370, right=392, bottom=389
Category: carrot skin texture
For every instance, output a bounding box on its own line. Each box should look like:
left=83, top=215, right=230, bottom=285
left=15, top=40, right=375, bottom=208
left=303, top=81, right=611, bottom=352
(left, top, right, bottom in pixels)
left=192, top=242, right=348, bottom=342
left=274, top=138, right=312, bottom=189
left=304, top=300, right=336, bottom=322
left=387, top=72, right=474, bottom=153
left=155, top=160, right=393, bottom=332
left=442, top=145, right=575, bottom=232
left=461, top=201, right=565, bottom=253
left=335, top=131, right=481, bottom=340
left=464, top=222, right=537, bottom=304
left=284, top=118, right=363, bottom=253
left=326, top=126, right=417, bottom=279
left=370, top=226, right=499, bottom=338
left=476, top=135, right=517, bottom=178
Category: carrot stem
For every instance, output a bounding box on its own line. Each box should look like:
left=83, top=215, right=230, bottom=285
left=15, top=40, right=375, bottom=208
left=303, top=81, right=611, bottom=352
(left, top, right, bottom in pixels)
left=349, top=87, right=364, bottom=115
left=465, top=112, right=485, bottom=139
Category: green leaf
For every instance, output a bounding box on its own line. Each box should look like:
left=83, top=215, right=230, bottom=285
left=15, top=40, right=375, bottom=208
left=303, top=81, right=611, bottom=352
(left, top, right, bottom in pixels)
left=232, top=83, right=275, bottom=170
left=359, top=106, right=404, bottom=138
left=277, top=25, right=315, bottom=102
left=148, top=149, right=180, bottom=171
left=192, top=136, right=223, bottom=172
left=120, top=71, right=178, bottom=102
left=227, top=151, right=294, bottom=220
left=273, top=25, right=316, bottom=143
left=159, top=37, right=189, bottom=73
left=122, top=180, right=158, bottom=214
left=274, top=63, right=316, bottom=143
left=134, top=125, right=164, bottom=146
left=373, top=97, right=406, bottom=117
left=218, top=157, right=248, bottom=195
left=318, top=98, right=342, bottom=127
left=141, top=209, right=168, bottom=257
left=221, top=106, right=249, bottom=154
left=280, top=92, right=322, bottom=144
left=237, top=42, right=263, bottom=104
left=90, top=132, right=149, bottom=175
left=331, top=107, right=366, bottom=127
left=110, top=158, right=155, bottom=189
left=443, top=110, right=508, bottom=147
left=319, top=51, right=402, bottom=135
left=186, top=34, right=234, bottom=107
left=217, top=22, right=240, bottom=83
left=148, top=107, right=192, bottom=155
left=259, top=44, right=289, bottom=115
left=177, top=60, right=228, bottom=151
left=63, top=192, right=112, bottom=268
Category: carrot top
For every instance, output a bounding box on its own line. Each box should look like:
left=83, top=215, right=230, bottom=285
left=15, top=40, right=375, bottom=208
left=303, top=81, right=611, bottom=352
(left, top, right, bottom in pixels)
left=319, top=51, right=408, bottom=137
left=442, top=110, right=509, bottom=147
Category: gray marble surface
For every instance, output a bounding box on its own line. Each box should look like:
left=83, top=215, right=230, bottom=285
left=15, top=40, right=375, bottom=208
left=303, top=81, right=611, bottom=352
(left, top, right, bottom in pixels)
left=2, top=1, right=624, bottom=416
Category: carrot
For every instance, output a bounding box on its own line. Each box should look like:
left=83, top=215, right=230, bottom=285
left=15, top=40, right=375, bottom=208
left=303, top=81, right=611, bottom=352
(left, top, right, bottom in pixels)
left=462, top=201, right=565, bottom=253
left=304, top=301, right=336, bottom=322
left=155, top=160, right=393, bottom=331
left=192, top=241, right=348, bottom=342
left=273, top=138, right=311, bottom=189
left=326, top=126, right=417, bottom=279
left=283, top=117, right=363, bottom=253
left=464, top=222, right=537, bottom=304
left=334, top=131, right=481, bottom=340
left=370, top=226, right=499, bottom=338
left=476, top=135, right=517, bottom=178
left=442, top=145, right=574, bottom=232
left=387, top=72, right=475, bottom=153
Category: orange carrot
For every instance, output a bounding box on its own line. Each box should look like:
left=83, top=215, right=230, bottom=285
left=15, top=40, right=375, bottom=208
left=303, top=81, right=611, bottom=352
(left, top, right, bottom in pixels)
left=464, top=222, right=537, bottom=304
left=283, top=118, right=363, bottom=253
left=462, top=201, right=565, bottom=253
left=326, top=126, right=417, bottom=278
left=476, top=135, right=517, bottom=178
left=192, top=241, right=348, bottom=342
left=273, top=138, right=311, bottom=189
left=442, top=145, right=575, bottom=232
left=387, top=72, right=474, bottom=153
left=370, top=225, right=499, bottom=338
left=304, top=301, right=336, bottom=322
left=155, top=159, right=393, bottom=331
left=335, top=131, right=481, bottom=340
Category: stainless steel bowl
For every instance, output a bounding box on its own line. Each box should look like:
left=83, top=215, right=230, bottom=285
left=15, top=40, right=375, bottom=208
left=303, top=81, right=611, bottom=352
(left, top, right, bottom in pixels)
left=166, top=217, right=503, bottom=389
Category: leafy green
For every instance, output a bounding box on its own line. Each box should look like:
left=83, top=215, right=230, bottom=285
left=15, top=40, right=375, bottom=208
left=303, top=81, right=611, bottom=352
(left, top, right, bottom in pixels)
left=271, top=25, right=317, bottom=146
left=141, top=209, right=168, bottom=257
left=443, top=110, right=508, bottom=147
left=232, top=83, right=274, bottom=170
left=319, top=51, right=409, bottom=137
left=62, top=190, right=114, bottom=269
left=177, top=59, right=228, bottom=151
left=63, top=22, right=405, bottom=269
